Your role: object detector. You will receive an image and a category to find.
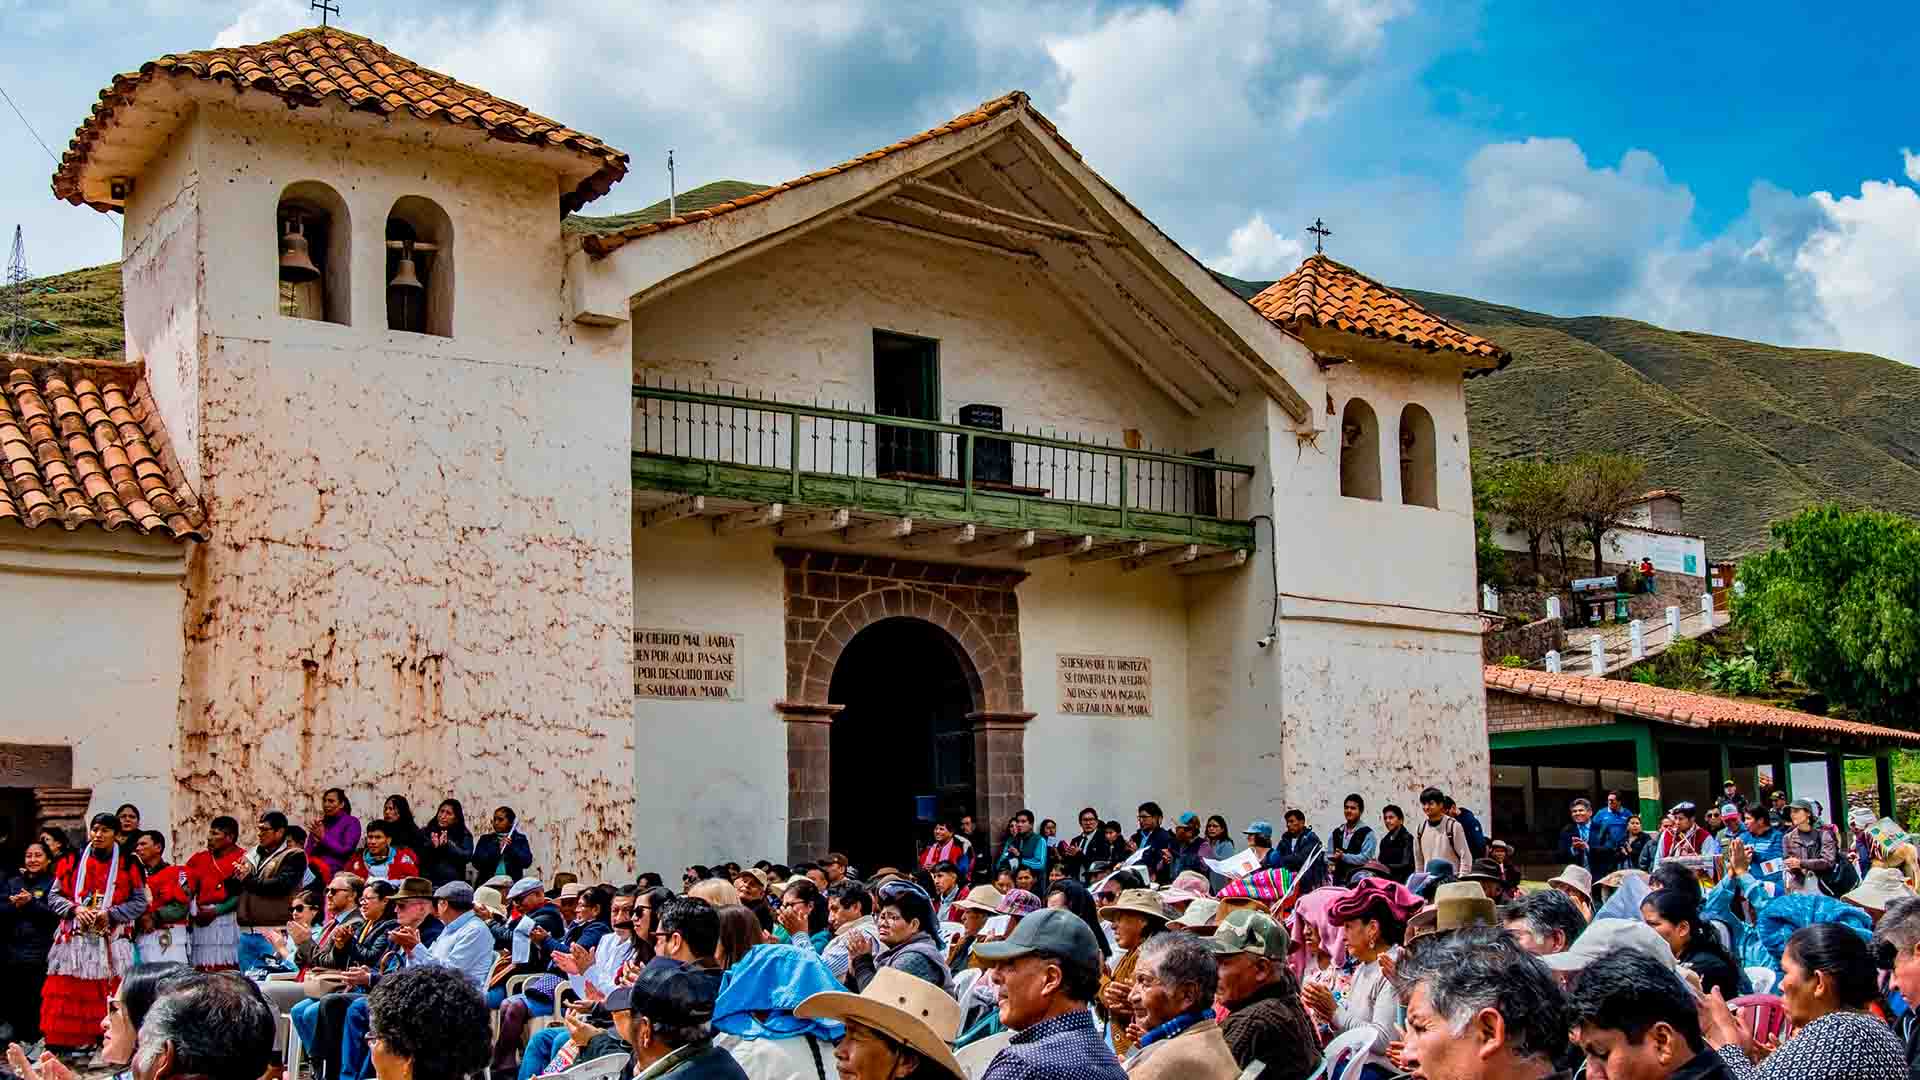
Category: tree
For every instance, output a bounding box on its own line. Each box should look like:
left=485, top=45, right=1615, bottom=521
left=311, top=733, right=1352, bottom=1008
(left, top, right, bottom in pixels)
left=1738, top=505, right=1920, bottom=727
left=1469, top=452, right=1508, bottom=587
left=1563, top=452, right=1648, bottom=576
left=1487, top=456, right=1572, bottom=578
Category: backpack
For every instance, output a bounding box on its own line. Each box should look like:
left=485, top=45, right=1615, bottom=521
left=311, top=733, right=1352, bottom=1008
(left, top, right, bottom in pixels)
left=1457, top=810, right=1489, bottom=860
left=1819, top=824, right=1860, bottom=896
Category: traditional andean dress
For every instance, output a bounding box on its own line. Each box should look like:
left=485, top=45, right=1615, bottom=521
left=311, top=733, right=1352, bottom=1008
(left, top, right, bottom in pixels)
left=41, top=846, right=146, bottom=1050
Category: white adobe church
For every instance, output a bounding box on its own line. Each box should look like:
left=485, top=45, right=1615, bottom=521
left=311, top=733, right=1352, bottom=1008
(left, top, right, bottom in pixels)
left=5, top=26, right=1508, bottom=877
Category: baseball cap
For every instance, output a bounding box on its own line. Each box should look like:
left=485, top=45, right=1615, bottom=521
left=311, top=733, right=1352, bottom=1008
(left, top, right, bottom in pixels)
left=1175, top=812, right=1200, bottom=828
left=1540, top=919, right=1677, bottom=974
left=1207, top=909, right=1288, bottom=959
left=605, top=958, right=718, bottom=1025
left=971, top=908, right=1101, bottom=969
left=1243, top=820, right=1274, bottom=838
left=507, top=877, right=544, bottom=902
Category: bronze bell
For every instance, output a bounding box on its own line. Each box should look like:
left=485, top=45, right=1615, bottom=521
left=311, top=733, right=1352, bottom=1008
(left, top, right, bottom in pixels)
left=388, top=243, right=423, bottom=290
left=278, top=218, right=320, bottom=283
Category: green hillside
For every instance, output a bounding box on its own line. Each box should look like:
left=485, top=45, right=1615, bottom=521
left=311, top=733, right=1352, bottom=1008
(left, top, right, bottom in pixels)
left=564, top=180, right=768, bottom=236
left=1215, top=274, right=1920, bottom=556
left=17, top=250, right=1920, bottom=558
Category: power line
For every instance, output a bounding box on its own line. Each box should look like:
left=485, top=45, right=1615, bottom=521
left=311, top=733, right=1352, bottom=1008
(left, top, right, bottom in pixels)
left=0, top=80, right=121, bottom=234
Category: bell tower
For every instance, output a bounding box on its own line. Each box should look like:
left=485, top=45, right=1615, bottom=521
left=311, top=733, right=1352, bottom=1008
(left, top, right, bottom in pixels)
left=53, top=26, right=641, bottom=876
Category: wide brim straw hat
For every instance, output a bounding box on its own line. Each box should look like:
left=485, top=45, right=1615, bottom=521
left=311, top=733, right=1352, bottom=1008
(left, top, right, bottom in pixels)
left=1845, top=866, right=1914, bottom=911
left=1548, top=865, right=1594, bottom=900
left=1432, top=881, right=1495, bottom=931
left=1098, top=887, right=1171, bottom=924
left=950, top=885, right=1004, bottom=915
left=1596, top=869, right=1650, bottom=892
left=796, top=968, right=964, bottom=1079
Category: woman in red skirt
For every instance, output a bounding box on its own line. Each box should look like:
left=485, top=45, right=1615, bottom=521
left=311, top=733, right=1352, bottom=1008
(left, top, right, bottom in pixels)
left=40, top=813, right=147, bottom=1057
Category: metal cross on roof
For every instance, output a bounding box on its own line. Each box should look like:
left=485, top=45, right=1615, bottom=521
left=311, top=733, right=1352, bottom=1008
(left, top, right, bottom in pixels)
left=312, top=0, right=340, bottom=26
left=1306, top=217, right=1333, bottom=254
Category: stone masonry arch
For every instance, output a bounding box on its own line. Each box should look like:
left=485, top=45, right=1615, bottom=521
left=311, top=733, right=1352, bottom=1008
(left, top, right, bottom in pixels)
left=775, top=548, right=1033, bottom=859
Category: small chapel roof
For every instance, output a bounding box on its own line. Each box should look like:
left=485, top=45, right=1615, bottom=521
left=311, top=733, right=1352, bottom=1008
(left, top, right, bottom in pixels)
left=54, top=26, right=629, bottom=214
left=1249, top=254, right=1509, bottom=368
left=0, top=357, right=206, bottom=541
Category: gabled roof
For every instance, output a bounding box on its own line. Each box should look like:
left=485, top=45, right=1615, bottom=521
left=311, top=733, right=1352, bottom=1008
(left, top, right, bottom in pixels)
left=1484, top=666, right=1920, bottom=748
left=0, top=357, right=205, bottom=541
left=582, top=93, right=1034, bottom=257
left=1250, top=254, right=1508, bottom=368
left=54, top=26, right=628, bottom=214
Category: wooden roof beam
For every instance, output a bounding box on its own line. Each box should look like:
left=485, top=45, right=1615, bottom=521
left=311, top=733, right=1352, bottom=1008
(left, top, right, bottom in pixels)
left=713, top=503, right=783, bottom=535
left=852, top=214, right=1042, bottom=264
left=958, top=529, right=1036, bottom=558
left=638, top=494, right=705, bottom=528
left=1069, top=253, right=1239, bottom=406
left=1043, top=276, right=1204, bottom=416
left=844, top=516, right=913, bottom=544
left=1020, top=535, right=1095, bottom=561
left=1122, top=543, right=1199, bottom=572
left=904, top=179, right=1120, bottom=245
left=777, top=508, right=850, bottom=538
left=1070, top=540, right=1150, bottom=565
left=1174, top=548, right=1248, bottom=575
left=901, top=523, right=976, bottom=549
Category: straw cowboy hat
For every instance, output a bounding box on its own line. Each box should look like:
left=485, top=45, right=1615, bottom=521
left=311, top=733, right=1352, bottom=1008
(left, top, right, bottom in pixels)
left=1432, top=881, right=1496, bottom=931
left=1548, top=865, right=1593, bottom=902
left=796, top=967, right=964, bottom=1079
left=950, top=885, right=1004, bottom=915
left=1098, top=888, right=1172, bottom=925
left=1845, top=867, right=1914, bottom=913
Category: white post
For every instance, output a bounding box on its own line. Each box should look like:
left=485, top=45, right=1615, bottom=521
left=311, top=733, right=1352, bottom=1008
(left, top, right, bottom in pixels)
left=1666, top=605, right=1681, bottom=639
left=1482, top=584, right=1499, bottom=612
left=1589, top=635, right=1605, bottom=676
left=1630, top=619, right=1645, bottom=660
left=1546, top=596, right=1563, bottom=621
left=1701, top=592, right=1715, bottom=622
left=1545, top=650, right=1562, bottom=673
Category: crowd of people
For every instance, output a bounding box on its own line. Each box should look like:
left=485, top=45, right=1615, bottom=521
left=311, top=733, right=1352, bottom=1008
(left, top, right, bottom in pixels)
left=4, top=780, right=1920, bottom=1080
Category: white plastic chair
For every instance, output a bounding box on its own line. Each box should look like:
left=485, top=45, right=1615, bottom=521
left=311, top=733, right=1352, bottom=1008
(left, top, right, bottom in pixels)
left=283, top=1013, right=305, bottom=1079
left=1304, top=1028, right=1375, bottom=1080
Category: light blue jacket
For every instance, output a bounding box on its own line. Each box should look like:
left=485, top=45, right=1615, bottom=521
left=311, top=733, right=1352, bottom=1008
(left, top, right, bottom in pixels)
left=404, top=910, right=496, bottom=990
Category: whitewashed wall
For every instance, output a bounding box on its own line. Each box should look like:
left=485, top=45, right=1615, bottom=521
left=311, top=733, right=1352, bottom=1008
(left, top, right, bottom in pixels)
left=0, top=524, right=188, bottom=838
left=1492, top=519, right=1707, bottom=577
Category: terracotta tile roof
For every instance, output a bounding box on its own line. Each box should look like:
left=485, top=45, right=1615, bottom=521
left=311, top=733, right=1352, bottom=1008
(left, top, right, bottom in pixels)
left=0, top=357, right=205, bottom=541
left=584, top=92, right=1047, bottom=257
left=54, top=27, right=627, bottom=214
left=1639, top=488, right=1685, bottom=503
left=1483, top=665, right=1920, bottom=748
left=1249, top=255, right=1509, bottom=367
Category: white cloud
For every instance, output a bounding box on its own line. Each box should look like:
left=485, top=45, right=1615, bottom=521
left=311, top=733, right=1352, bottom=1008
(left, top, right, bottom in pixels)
left=1212, top=212, right=1304, bottom=280
left=1795, top=177, right=1920, bottom=363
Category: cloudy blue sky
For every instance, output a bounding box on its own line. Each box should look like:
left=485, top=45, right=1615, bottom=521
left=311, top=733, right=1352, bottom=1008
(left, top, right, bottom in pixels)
left=5, top=0, right=1919, bottom=361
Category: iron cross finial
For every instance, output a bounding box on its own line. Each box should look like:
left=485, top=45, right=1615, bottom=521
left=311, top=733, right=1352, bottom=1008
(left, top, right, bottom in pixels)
left=1307, top=217, right=1332, bottom=254
left=312, top=0, right=340, bottom=27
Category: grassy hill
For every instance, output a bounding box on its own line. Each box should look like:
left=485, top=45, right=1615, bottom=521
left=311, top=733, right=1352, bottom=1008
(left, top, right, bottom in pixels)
left=563, top=179, right=768, bottom=236
left=1215, top=274, right=1920, bottom=556
left=18, top=246, right=1919, bottom=558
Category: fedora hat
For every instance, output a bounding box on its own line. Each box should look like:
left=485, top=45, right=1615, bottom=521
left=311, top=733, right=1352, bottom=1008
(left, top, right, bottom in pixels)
left=1459, top=858, right=1506, bottom=885
left=796, top=967, right=964, bottom=1079
left=950, top=885, right=1004, bottom=915
left=393, top=876, right=435, bottom=900
left=1547, top=865, right=1593, bottom=901
left=1432, top=881, right=1495, bottom=930
left=1845, top=866, right=1914, bottom=912
left=1098, top=888, right=1171, bottom=925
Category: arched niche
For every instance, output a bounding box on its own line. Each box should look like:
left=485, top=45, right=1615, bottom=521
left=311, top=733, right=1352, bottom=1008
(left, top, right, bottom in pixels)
left=1339, top=397, right=1381, bottom=501
left=1400, top=403, right=1439, bottom=508
left=385, top=196, right=454, bottom=337
left=276, top=181, right=351, bottom=326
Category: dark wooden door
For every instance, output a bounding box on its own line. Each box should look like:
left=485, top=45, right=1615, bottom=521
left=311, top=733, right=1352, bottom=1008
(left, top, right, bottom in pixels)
left=874, top=330, right=939, bottom=476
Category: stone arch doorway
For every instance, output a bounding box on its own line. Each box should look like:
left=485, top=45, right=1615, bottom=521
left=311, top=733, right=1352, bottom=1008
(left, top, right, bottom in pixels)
left=828, top=617, right=978, bottom=873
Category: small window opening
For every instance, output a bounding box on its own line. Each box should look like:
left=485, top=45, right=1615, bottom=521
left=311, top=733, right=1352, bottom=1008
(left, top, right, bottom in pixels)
left=385, top=196, right=454, bottom=337
left=276, top=182, right=350, bottom=325
left=1339, top=398, right=1381, bottom=501
left=1400, top=404, right=1438, bottom=508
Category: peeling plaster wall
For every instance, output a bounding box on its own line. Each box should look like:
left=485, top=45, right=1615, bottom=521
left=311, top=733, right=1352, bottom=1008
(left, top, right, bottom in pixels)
left=629, top=520, right=788, bottom=875
left=0, top=525, right=188, bottom=836
left=1018, top=558, right=1192, bottom=826
left=126, top=104, right=635, bottom=877
left=629, top=220, right=1196, bottom=453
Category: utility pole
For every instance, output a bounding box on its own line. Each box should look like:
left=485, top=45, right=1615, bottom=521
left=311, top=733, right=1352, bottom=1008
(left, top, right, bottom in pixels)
left=2, top=226, right=28, bottom=353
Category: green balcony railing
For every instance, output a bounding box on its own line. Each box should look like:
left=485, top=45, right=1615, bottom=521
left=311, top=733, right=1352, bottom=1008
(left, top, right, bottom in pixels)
left=632, top=380, right=1256, bottom=548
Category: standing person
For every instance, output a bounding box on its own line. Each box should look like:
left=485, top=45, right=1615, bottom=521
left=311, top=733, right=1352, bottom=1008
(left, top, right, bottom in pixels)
left=1082, top=821, right=1127, bottom=880
left=1700, top=924, right=1906, bottom=1079
left=1097, top=888, right=1170, bottom=1055
left=1558, top=798, right=1602, bottom=874
left=1768, top=790, right=1791, bottom=828
left=1200, top=816, right=1235, bottom=862
left=472, top=807, right=533, bottom=882
left=1414, top=788, right=1472, bottom=873
left=1058, top=808, right=1102, bottom=880
left=1654, top=803, right=1719, bottom=867
left=973, top=908, right=1128, bottom=1080
left=130, top=830, right=193, bottom=965
left=961, top=814, right=991, bottom=885
left=1266, top=811, right=1323, bottom=891
left=345, top=821, right=421, bottom=884
left=39, top=813, right=147, bottom=1056
left=1715, top=806, right=1745, bottom=851
left=1783, top=799, right=1845, bottom=896
left=929, top=862, right=962, bottom=924
left=1121, top=934, right=1237, bottom=1078
left=1207, top=910, right=1316, bottom=1080
left=1131, top=804, right=1176, bottom=886
left=1161, top=815, right=1211, bottom=882
left=1376, top=807, right=1414, bottom=883
left=2, top=838, right=59, bottom=1053
left=920, top=819, right=972, bottom=880
left=1622, top=814, right=1654, bottom=872
left=1327, top=796, right=1376, bottom=887
left=184, top=816, right=247, bottom=971
left=1570, top=950, right=1739, bottom=1080
left=1484, top=841, right=1524, bottom=898
left=305, top=788, right=362, bottom=882
left=420, top=799, right=475, bottom=887
left=1446, top=796, right=1490, bottom=862
left=379, top=796, right=424, bottom=856
left=996, top=811, right=1046, bottom=880
left=1592, top=790, right=1631, bottom=865
left=1239, top=821, right=1275, bottom=872
left=1393, top=928, right=1570, bottom=1080
left=1735, top=805, right=1787, bottom=893
left=233, top=811, right=308, bottom=973
left=1721, top=779, right=1747, bottom=817
left=115, top=806, right=142, bottom=857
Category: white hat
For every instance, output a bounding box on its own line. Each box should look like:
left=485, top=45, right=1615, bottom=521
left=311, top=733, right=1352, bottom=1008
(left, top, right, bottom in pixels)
left=1548, top=865, right=1593, bottom=901
left=1845, top=867, right=1914, bottom=912
left=1541, top=919, right=1677, bottom=973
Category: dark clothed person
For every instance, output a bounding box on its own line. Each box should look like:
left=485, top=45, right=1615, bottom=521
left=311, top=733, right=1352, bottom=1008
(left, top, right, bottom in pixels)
left=1219, top=980, right=1316, bottom=1080
left=1376, top=824, right=1414, bottom=883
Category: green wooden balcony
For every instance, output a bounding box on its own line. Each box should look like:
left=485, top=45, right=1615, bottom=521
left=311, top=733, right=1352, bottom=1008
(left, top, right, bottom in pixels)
left=632, top=381, right=1255, bottom=564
